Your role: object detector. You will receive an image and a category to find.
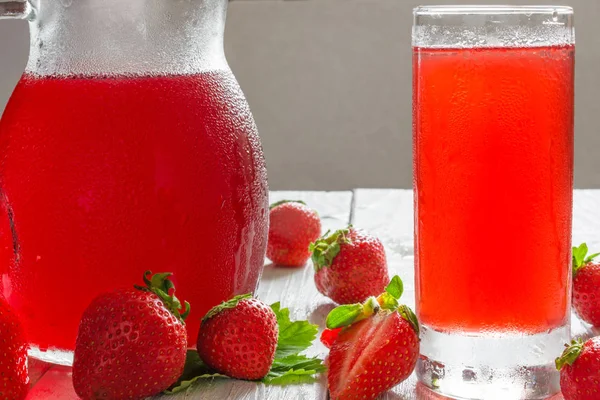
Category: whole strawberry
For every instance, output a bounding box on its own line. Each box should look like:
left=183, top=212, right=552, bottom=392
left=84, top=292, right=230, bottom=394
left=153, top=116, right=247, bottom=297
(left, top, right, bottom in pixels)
left=572, top=243, right=600, bottom=326
left=312, top=227, right=389, bottom=304
left=325, top=276, right=419, bottom=400
left=0, top=297, right=29, bottom=400
left=267, top=200, right=321, bottom=267
left=556, top=337, right=600, bottom=400
left=73, top=271, right=189, bottom=400
left=197, top=294, right=278, bottom=380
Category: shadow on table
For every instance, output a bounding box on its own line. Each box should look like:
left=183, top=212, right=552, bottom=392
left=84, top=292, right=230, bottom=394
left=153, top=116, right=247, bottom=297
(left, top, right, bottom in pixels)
left=260, top=262, right=312, bottom=282
left=309, top=302, right=335, bottom=327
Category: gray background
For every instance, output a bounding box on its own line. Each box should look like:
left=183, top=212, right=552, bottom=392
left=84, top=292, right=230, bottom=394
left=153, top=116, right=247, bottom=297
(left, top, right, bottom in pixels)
left=0, top=0, right=597, bottom=190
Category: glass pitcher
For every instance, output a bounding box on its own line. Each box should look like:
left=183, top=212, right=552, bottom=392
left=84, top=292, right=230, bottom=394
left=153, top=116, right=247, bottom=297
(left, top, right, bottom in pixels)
left=0, top=0, right=269, bottom=365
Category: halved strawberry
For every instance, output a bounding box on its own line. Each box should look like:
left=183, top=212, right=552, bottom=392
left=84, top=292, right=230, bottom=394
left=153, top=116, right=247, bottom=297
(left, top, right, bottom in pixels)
left=324, top=276, right=419, bottom=400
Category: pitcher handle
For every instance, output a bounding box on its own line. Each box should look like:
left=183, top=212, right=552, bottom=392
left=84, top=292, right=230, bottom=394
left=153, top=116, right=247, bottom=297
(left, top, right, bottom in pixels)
left=0, top=0, right=36, bottom=20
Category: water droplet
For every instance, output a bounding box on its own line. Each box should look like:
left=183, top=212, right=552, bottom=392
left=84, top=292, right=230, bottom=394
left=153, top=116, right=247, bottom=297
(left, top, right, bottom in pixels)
left=60, top=0, right=73, bottom=7
left=552, top=10, right=559, bottom=22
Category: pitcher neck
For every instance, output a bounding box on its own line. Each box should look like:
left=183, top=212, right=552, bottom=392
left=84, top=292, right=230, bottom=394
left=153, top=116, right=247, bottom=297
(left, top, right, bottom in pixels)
left=26, top=0, right=229, bottom=77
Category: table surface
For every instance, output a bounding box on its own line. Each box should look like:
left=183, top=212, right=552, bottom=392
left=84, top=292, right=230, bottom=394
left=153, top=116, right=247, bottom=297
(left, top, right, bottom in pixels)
left=26, top=189, right=600, bottom=400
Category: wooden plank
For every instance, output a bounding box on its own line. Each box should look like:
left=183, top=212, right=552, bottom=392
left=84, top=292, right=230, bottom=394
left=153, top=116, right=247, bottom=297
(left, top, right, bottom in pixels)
left=28, top=190, right=353, bottom=400
left=352, top=188, right=600, bottom=400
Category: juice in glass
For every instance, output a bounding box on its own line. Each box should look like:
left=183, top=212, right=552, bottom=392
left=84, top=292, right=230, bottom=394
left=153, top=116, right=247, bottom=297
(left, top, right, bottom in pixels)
left=413, top=6, right=574, bottom=399
left=414, top=45, right=574, bottom=333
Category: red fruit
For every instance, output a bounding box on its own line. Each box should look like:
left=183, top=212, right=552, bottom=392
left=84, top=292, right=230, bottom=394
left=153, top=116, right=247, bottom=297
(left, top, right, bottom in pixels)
left=556, top=337, right=600, bottom=400
left=312, top=227, right=389, bottom=304
left=320, top=327, right=342, bottom=349
left=572, top=243, right=600, bottom=326
left=325, top=275, right=419, bottom=400
left=197, top=294, right=278, bottom=380
left=73, top=271, right=189, bottom=400
left=267, top=200, right=321, bottom=267
left=328, top=310, right=419, bottom=400
left=0, top=297, right=29, bottom=400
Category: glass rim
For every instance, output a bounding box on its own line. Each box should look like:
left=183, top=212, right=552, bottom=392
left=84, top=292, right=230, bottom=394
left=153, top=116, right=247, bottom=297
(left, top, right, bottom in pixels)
left=413, top=5, right=574, bottom=16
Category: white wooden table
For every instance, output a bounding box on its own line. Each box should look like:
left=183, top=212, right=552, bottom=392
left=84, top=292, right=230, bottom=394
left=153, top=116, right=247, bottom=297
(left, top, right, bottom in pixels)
left=26, top=189, right=600, bottom=400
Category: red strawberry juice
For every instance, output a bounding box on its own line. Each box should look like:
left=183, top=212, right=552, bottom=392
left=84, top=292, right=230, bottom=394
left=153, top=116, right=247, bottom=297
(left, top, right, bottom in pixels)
left=414, top=45, right=574, bottom=333
left=0, top=71, right=268, bottom=354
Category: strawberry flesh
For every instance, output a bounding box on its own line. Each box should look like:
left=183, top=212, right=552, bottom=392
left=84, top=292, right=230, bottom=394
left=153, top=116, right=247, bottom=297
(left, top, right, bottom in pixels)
left=321, top=328, right=342, bottom=349
left=328, top=311, right=419, bottom=400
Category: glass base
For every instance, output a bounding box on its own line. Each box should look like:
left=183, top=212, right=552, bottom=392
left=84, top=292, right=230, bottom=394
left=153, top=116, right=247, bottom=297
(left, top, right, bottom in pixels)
left=417, top=324, right=569, bottom=400
left=29, top=345, right=74, bottom=366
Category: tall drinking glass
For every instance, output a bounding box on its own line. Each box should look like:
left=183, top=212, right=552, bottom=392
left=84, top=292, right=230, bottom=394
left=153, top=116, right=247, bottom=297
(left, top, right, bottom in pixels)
left=413, top=6, right=574, bottom=399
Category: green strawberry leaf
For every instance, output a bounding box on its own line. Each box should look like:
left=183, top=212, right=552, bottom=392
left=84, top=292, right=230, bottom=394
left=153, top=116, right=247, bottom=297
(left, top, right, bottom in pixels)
left=269, top=354, right=327, bottom=371
left=399, top=304, right=420, bottom=335
left=135, top=271, right=191, bottom=324
left=377, top=276, right=404, bottom=310
left=377, top=292, right=399, bottom=311
left=263, top=369, right=321, bottom=385
left=573, top=243, right=588, bottom=270
left=310, top=227, right=351, bottom=271
left=385, top=275, right=404, bottom=300
left=586, top=253, right=600, bottom=264
left=265, top=305, right=325, bottom=385
left=262, top=354, right=326, bottom=385
left=573, top=243, right=600, bottom=276
left=556, top=339, right=584, bottom=370
left=326, top=304, right=363, bottom=329
left=325, top=296, right=380, bottom=329
left=202, top=293, right=252, bottom=322
left=166, top=301, right=325, bottom=394
left=271, top=302, right=319, bottom=358
left=164, top=351, right=229, bottom=394
left=270, top=199, right=306, bottom=209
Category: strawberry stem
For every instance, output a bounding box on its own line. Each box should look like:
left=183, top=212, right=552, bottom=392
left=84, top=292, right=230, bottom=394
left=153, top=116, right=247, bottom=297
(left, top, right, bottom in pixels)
left=398, top=305, right=420, bottom=335
left=326, top=296, right=380, bottom=329
left=135, top=271, right=191, bottom=324
left=202, top=293, right=252, bottom=322
left=376, top=275, right=405, bottom=310
left=556, top=339, right=584, bottom=370
left=572, top=243, right=600, bottom=276
left=310, top=227, right=351, bottom=271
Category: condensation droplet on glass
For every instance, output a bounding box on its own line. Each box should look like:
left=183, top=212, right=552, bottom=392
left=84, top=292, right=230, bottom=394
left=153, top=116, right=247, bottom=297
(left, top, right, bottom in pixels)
left=552, top=10, right=559, bottom=22
left=59, top=0, right=73, bottom=7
